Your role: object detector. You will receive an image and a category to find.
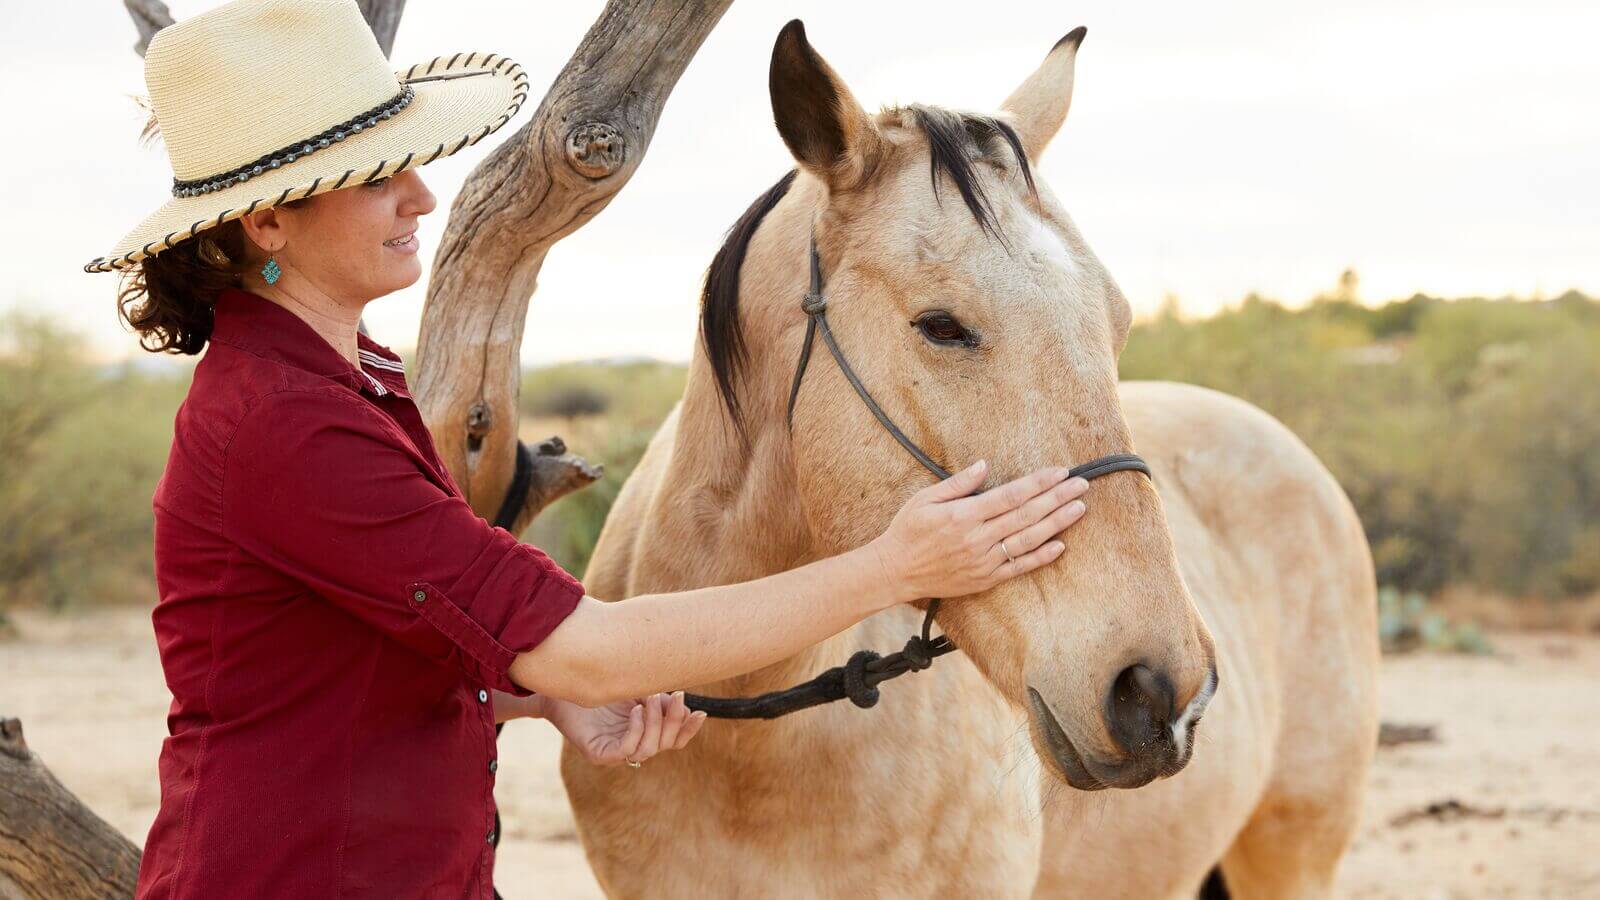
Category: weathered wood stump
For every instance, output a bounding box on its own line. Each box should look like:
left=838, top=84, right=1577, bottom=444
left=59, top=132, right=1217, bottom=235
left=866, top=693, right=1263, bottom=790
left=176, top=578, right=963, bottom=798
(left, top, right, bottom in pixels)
left=0, top=717, right=140, bottom=899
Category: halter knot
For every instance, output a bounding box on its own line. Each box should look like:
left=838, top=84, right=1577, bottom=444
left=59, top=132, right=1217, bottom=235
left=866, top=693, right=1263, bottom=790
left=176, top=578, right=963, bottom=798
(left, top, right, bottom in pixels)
left=801, top=292, right=828, bottom=317
left=842, top=649, right=882, bottom=708
left=899, top=635, right=934, bottom=671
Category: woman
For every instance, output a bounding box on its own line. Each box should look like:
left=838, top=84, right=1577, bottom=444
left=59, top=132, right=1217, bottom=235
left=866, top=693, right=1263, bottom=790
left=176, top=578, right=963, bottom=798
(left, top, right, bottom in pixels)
left=88, top=2, right=1092, bottom=898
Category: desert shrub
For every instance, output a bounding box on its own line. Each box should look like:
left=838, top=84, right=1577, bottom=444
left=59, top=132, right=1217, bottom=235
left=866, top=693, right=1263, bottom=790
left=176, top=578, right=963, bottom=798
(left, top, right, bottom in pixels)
left=0, top=311, right=191, bottom=610
left=530, top=384, right=609, bottom=421
left=1122, top=288, right=1600, bottom=602
left=1378, top=586, right=1492, bottom=654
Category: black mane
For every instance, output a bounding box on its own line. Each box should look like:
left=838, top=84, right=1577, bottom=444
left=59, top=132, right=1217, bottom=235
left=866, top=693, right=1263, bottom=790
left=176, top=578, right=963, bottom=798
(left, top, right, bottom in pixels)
left=698, top=107, right=1035, bottom=435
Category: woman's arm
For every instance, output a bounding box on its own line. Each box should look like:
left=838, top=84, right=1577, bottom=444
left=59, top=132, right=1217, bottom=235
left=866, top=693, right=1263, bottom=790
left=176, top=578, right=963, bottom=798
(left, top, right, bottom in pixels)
left=510, top=541, right=899, bottom=707
left=491, top=689, right=547, bottom=724
left=510, top=460, right=1089, bottom=707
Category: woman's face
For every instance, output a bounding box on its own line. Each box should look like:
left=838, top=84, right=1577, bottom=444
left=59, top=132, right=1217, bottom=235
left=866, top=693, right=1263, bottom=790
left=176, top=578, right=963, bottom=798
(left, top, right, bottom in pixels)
left=245, top=169, right=438, bottom=302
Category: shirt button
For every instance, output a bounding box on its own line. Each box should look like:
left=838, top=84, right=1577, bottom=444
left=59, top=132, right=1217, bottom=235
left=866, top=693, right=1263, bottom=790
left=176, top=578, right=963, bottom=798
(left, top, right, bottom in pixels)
left=477, top=689, right=488, bottom=703
left=486, top=828, right=496, bottom=844
left=488, top=759, right=498, bottom=773
left=411, top=590, right=426, bottom=604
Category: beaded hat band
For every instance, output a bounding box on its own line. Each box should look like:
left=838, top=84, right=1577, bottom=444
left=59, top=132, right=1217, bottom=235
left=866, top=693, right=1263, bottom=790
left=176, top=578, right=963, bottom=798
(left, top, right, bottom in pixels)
left=85, top=0, right=531, bottom=274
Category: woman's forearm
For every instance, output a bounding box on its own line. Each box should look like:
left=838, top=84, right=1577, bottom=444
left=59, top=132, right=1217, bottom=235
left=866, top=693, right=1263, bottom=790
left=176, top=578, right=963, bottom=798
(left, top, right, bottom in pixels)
left=508, top=542, right=909, bottom=707
left=491, top=690, right=549, bottom=724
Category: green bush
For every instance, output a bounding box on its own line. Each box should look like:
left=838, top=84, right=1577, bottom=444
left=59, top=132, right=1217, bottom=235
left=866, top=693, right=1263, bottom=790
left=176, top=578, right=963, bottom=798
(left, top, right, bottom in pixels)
left=4, top=284, right=1596, bottom=614
left=1121, top=288, right=1600, bottom=601
left=0, top=311, right=191, bottom=610
left=521, top=360, right=686, bottom=430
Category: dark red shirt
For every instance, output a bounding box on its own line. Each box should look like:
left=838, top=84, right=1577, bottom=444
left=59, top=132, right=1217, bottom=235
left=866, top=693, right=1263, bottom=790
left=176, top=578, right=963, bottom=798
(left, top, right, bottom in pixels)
left=137, top=287, right=584, bottom=899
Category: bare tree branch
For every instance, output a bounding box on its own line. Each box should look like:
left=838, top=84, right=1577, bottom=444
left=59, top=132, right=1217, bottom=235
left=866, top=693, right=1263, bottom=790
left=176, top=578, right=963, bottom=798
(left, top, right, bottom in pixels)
left=414, top=0, right=734, bottom=533
left=524, top=436, right=606, bottom=516
left=123, top=0, right=172, bottom=57
left=355, top=0, right=407, bottom=56
left=125, top=0, right=406, bottom=57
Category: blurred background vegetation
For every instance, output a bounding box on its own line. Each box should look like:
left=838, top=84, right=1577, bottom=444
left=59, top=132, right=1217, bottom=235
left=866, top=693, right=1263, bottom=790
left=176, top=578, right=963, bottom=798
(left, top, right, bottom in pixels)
left=3, top=280, right=1596, bottom=644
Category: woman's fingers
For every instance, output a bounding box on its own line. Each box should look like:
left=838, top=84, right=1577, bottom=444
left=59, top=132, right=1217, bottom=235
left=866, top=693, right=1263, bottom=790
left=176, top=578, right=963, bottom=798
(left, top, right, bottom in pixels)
left=979, top=476, right=1089, bottom=544
left=656, top=691, right=689, bottom=751
left=992, top=496, right=1089, bottom=565
left=675, top=710, right=708, bottom=749
left=633, top=692, right=664, bottom=760
left=920, top=459, right=988, bottom=502
left=985, top=538, right=1068, bottom=587
left=610, top=693, right=707, bottom=764
left=618, top=703, right=645, bottom=762
left=957, top=466, right=1070, bottom=521
left=878, top=462, right=1092, bottom=602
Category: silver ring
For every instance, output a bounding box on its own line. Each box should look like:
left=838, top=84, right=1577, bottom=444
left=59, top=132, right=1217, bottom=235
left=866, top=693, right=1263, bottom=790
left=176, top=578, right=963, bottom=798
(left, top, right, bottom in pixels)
left=626, top=758, right=642, bottom=768
left=999, top=539, right=1015, bottom=564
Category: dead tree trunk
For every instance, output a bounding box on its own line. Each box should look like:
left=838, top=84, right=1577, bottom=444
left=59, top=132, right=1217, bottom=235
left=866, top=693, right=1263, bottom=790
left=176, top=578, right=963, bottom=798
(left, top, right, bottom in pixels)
left=413, top=0, right=733, bottom=531
left=0, top=718, right=140, bottom=899
left=123, top=0, right=407, bottom=56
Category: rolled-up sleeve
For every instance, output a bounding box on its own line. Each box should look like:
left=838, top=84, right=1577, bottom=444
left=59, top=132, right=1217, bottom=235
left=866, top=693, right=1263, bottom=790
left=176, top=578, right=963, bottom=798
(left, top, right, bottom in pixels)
left=220, top=387, right=583, bottom=696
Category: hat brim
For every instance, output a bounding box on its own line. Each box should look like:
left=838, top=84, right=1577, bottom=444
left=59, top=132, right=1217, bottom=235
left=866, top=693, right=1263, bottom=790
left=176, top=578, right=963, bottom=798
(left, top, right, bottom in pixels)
left=86, top=52, right=529, bottom=274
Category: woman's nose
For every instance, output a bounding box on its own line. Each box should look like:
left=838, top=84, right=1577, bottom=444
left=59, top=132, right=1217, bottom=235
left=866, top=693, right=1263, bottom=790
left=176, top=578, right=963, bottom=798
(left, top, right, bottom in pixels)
left=399, top=170, right=437, bottom=216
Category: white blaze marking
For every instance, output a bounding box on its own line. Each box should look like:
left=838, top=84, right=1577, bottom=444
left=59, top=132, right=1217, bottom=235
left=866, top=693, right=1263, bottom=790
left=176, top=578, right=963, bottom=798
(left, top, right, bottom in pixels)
left=1023, top=213, right=1078, bottom=274
left=1171, top=668, right=1217, bottom=757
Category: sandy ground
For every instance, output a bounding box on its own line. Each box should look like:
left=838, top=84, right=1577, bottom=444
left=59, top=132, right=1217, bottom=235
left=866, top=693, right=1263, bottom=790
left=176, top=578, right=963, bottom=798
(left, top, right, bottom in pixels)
left=2, top=607, right=1595, bottom=899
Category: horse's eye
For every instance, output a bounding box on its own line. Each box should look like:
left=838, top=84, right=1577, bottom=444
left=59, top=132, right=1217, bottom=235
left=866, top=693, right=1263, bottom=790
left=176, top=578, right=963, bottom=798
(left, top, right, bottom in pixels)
left=913, top=311, right=977, bottom=348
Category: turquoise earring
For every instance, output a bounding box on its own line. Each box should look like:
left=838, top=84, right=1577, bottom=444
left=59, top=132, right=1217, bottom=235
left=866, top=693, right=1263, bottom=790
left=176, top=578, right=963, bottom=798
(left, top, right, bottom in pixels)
left=262, top=254, right=282, bottom=285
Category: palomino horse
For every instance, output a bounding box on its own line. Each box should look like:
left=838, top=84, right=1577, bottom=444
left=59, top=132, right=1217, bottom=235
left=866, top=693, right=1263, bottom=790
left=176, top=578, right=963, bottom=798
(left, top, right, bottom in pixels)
left=559, top=21, right=1379, bottom=899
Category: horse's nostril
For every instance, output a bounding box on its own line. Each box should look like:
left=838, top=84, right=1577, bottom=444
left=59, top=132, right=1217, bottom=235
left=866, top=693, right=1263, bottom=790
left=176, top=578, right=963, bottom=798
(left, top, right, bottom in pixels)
left=1104, top=663, right=1176, bottom=755
left=1129, top=664, right=1164, bottom=706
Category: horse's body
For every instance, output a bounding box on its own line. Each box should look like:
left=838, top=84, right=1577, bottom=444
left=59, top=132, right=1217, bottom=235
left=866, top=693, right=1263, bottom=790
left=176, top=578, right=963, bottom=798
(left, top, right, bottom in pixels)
left=563, top=383, right=1376, bottom=898
left=1031, top=382, right=1378, bottom=898
left=558, top=22, right=1377, bottom=899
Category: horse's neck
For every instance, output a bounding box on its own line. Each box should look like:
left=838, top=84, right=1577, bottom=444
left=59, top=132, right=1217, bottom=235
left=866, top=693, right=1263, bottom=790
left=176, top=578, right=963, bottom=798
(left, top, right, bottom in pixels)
left=641, top=377, right=848, bottom=698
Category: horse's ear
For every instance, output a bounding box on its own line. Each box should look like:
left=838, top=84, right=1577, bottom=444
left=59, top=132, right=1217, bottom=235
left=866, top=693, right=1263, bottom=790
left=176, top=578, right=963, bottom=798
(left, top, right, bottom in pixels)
left=999, top=27, right=1085, bottom=160
left=769, top=20, right=884, bottom=191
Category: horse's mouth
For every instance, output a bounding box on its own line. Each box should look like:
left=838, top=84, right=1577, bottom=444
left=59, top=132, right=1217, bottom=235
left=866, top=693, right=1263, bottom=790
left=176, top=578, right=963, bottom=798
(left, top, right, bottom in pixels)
left=1026, top=686, right=1179, bottom=791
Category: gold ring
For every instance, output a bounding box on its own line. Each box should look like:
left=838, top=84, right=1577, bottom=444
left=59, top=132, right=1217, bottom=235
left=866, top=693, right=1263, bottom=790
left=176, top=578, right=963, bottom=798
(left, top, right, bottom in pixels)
left=626, top=758, right=642, bottom=768
left=999, top=539, right=1015, bottom=564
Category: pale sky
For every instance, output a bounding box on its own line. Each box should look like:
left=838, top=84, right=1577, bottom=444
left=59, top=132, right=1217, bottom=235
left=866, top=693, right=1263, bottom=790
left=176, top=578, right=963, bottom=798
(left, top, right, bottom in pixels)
left=2, top=1, right=1595, bottom=367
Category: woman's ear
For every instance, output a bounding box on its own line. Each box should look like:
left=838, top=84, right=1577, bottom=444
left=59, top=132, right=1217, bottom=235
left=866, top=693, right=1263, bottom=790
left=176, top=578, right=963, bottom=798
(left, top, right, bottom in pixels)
left=769, top=19, right=885, bottom=193
left=237, top=205, right=286, bottom=254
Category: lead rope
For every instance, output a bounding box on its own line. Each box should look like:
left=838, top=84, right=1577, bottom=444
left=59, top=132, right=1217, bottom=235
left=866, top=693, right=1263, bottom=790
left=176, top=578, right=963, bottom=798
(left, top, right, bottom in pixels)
left=682, top=230, right=1150, bottom=719
left=683, top=599, right=955, bottom=719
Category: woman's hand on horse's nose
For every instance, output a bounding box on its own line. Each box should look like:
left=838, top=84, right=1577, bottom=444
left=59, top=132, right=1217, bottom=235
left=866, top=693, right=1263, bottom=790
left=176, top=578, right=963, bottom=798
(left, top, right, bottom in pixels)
left=873, top=460, right=1089, bottom=601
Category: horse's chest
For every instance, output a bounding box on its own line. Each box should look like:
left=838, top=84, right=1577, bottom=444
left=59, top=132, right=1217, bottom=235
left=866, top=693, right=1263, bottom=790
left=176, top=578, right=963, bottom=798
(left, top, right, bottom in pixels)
left=572, top=733, right=1042, bottom=898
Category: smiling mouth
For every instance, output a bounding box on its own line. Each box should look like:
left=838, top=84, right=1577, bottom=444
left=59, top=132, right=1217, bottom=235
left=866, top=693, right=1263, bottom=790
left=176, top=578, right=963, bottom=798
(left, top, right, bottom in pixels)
left=383, top=231, right=417, bottom=249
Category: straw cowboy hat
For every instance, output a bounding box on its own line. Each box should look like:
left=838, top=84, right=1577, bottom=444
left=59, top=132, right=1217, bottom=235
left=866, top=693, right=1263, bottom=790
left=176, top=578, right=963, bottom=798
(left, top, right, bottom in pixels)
left=84, top=0, right=529, bottom=274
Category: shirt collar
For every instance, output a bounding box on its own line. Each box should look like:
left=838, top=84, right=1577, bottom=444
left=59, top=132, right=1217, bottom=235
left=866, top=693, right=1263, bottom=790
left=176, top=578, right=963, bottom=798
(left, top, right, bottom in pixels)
left=211, top=288, right=411, bottom=400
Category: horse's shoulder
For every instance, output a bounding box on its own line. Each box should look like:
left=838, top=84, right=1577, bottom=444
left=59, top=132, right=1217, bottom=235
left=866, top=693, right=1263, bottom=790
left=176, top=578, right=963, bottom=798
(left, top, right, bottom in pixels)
left=584, top=402, right=682, bottom=598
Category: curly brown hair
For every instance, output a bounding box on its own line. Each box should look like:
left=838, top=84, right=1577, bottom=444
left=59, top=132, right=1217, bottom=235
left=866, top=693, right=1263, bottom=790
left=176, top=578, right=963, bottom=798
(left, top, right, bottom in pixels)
left=116, top=199, right=305, bottom=355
